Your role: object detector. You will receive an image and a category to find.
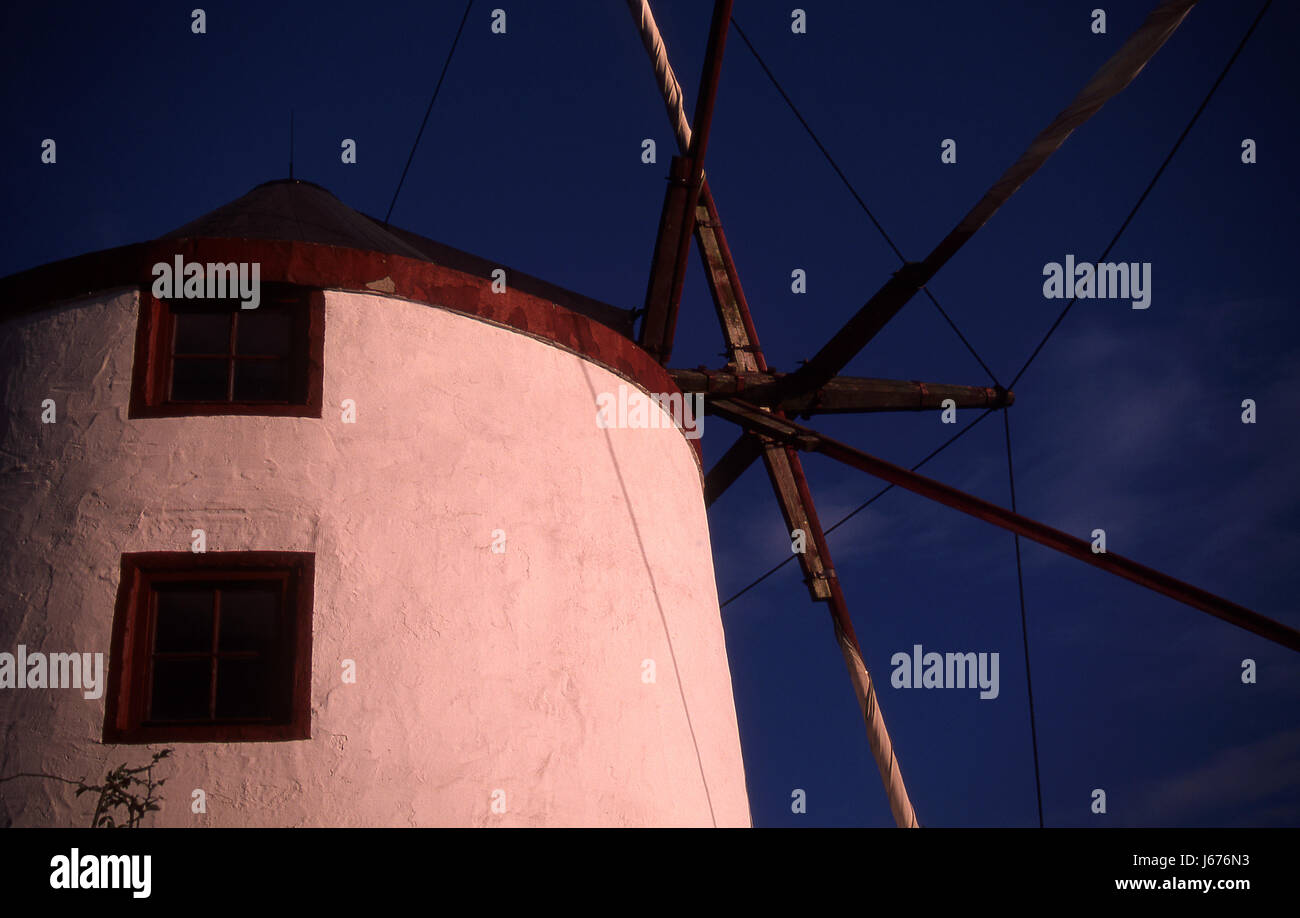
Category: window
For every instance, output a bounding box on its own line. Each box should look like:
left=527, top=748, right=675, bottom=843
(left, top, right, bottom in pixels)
left=104, top=552, right=314, bottom=743
left=129, top=283, right=324, bottom=417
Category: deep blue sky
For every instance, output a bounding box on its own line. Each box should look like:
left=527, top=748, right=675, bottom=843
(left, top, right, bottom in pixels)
left=3, top=1, right=1296, bottom=827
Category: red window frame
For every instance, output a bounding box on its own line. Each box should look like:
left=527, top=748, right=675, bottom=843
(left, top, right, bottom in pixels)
left=129, top=283, right=325, bottom=418
left=103, top=552, right=314, bottom=744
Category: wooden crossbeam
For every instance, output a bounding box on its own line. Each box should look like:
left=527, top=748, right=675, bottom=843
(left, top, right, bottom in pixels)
left=694, top=187, right=919, bottom=826
left=692, top=185, right=832, bottom=599
left=671, top=368, right=1013, bottom=416
left=627, top=0, right=920, bottom=828
left=697, top=370, right=1012, bottom=506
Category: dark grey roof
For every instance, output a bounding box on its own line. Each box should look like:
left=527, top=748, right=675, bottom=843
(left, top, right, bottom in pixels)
left=161, top=179, right=634, bottom=336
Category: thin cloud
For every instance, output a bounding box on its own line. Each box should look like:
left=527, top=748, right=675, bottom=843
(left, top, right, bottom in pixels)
left=1132, top=726, right=1300, bottom=826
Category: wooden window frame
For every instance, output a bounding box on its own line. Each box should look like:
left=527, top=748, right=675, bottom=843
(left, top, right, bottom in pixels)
left=103, top=552, right=314, bottom=744
left=129, top=284, right=325, bottom=418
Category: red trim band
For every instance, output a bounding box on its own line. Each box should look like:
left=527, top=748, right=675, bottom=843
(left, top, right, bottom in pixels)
left=0, top=238, right=701, bottom=462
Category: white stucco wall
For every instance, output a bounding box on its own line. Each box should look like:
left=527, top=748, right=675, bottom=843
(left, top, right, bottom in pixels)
left=0, top=288, right=750, bottom=827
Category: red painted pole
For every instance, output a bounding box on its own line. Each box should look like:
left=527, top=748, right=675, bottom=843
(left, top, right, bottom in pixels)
left=657, top=0, right=733, bottom=364
left=711, top=398, right=1300, bottom=654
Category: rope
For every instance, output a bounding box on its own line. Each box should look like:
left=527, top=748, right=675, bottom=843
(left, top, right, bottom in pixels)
left=1002, top=410, right=1044, bottom=827
left=730, top=17, right=902, bottom=263
left=730, top=16, right=1000, bottom=388
left=385, top=0, right=475, bottom=224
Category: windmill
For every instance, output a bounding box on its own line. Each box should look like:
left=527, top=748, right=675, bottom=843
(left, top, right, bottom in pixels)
left=0, top=0, right=1290, bottom=831
left=623, top=0, right=1295, bottom=827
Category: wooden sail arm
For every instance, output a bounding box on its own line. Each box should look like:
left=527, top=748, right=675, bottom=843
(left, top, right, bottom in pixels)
left=709, top=397, right=1300, bottom=655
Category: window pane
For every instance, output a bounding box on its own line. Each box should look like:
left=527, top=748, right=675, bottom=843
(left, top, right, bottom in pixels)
left=215, top=659, right=272, bottom=719
left=232, top=359, right=289, bottom=401
left=154, top=587, right=214, bottom=652
left=236, top=311, right=292, bottom=356
left=150, top=659, right=212, bottom=721
left=173, top=311, right=231, bottom=355
left=219, top=586, right=280, bottom=653
left=171, top=358, right=229, bottom=401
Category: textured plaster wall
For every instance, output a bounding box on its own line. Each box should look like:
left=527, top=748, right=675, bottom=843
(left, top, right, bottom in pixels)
left=0, top=288, right=750, bottom=827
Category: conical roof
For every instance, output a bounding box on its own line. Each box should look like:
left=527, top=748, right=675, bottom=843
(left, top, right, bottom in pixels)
left=161, top=179, right=429, bottom=258
left=161, top=179, right=633, bottom=335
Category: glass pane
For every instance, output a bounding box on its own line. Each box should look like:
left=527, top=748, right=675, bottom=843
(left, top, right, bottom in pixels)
left=219, top=586, right=280, bottom=653
left=232, top=359, right=289, bottom=401
left=236, top=311, right=292, bottom=356
left=150, top=659, right=212, bottom=721
left=171, top=358, right=229, bottom=401
left=215, top=659, right=272, bottom=719
left=173, top=311, right=231, bottom=355
left=154, top=587, right=214, bottom=652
